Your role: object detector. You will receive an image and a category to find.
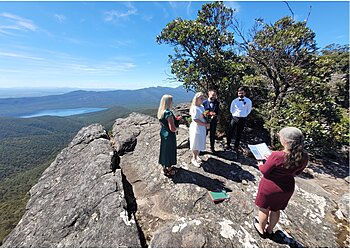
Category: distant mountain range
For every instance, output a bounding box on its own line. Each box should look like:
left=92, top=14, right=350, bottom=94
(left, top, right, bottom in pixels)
left=0, top=86, right=194, bottom=117
left=0, top=88, right=80, bottom=98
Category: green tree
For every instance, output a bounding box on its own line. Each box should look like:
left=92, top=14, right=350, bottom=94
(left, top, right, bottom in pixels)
left=320, top=44, right=349, bottom=108
left=157, top=1, right=249, bottom=131
left=236, top=16, right=347, bottom=154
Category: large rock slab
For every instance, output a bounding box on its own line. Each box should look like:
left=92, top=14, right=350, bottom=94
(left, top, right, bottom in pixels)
left=113, top=113, right=349, bottom=248
left=2, top=124, right=141, bottom=248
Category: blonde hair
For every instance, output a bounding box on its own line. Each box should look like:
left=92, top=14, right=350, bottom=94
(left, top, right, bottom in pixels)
left=157, top=94, right=173, bottom=119
left=191, top=92, right=205, bottom=107
left=279, top=127, right=307, bottom=169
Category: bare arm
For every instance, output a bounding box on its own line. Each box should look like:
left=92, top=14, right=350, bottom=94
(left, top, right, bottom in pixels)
left=193, top=118, right=210, bottom=128
left=167, top=116, right=177, bottom=132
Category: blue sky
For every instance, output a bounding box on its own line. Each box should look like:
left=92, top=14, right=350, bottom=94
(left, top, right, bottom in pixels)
left=0, top=1, right=348, bottom=90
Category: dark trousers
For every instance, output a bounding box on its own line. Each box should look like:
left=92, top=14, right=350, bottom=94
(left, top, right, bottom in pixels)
left=226, top=116, right=246, bottom=148
left=206, top=118, right=217, bottom=150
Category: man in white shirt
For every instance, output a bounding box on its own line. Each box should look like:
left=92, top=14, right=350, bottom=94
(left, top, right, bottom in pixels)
left=226, top=86, right=252, bottom=152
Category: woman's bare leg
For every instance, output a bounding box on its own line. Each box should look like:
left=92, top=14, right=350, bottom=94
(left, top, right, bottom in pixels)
left=257, top=207, right=269, bottom=234
left=192, top=150, right=199, bottom=160
left=266, top=210, right=280, bottom=233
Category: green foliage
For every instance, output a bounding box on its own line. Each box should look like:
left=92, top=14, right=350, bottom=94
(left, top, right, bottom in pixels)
left=240, top=16, right=348, bottom=154
left=320, top=44, right=349, bottom=108
left=157, top=1, right=237, bottom=92
left=0, top=106, right=145, bottom=243
left=332, top=108, right=350, bottom=147
left=0, top=161, right=49, bottom=243
left=159, top=2, right=349, bottom=155
left=157, top=1, right=252, bottom=131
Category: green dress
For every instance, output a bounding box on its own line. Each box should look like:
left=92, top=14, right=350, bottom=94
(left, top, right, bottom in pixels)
left=159, top=109, right=177, bottom=167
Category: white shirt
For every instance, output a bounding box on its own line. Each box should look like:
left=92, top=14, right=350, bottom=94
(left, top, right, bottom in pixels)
left=207, top=98, right=215, bottom=109
left=230, top=97, right=252, bottom=118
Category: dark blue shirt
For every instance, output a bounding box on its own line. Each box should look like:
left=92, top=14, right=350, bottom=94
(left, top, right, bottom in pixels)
left=203, top=99, right=220, bottom=116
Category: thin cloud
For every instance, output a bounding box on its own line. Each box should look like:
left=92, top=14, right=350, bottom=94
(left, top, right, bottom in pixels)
left=0, top=51, right=44, bottom=61
left=186, top=2, right=193, bottom=17
left=0, top=46, right=136, bottom=79
left=109, top=39, right=135, bottom=48
left=64, top=37, right=95, bottom=46
left=168, top=1, right=178, bottom=9
left=167, top=1, right=193, bottom=18
left=154, top=2, right=169, bottom=19
left=104, top=3, right=138, bottom=22
left=336, top=35, right=345, bottom=39
left=0, top=12, right=37, bottom=33
left=142, top=15, right=153, bottom=22
left=54, top=14, right=66, bottom=23
left=65, top=61, right=135, bottom=73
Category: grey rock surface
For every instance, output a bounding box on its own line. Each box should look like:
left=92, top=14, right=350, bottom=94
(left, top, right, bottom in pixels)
left=4, top=112, right=349, bottom=248
left=112, top=113, right=349, bottom=248
left=2, top=124, right=141, bottom=248
left=339, top=193, right=350, bottom=219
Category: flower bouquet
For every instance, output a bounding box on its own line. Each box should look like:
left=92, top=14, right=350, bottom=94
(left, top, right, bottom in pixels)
left=174, top=115, right=182, bottom=127
left=203, top=110, right=216, bottom=123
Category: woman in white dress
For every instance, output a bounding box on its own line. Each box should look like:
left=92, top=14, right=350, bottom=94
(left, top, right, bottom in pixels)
left=189, top=92, right=210, bottom=167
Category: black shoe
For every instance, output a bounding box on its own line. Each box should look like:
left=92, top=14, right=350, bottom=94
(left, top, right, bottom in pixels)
left=265, top=231, right=274, bottom=239
left=253, top=219, right=266, bottom=239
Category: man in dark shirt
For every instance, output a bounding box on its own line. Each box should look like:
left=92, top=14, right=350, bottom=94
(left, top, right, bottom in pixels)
left=203, top=89, right=220, bottom=153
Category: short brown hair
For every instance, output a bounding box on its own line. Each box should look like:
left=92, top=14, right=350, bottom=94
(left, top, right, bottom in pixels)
left=238, top=86, right=246, bottom=92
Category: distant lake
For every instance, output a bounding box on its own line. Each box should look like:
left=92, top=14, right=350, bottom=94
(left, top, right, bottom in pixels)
left=19, top=107, right=107, bottom=118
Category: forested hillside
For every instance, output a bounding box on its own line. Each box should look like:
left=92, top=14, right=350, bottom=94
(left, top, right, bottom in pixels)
left=0, top=106, right=157, bottom=243
left=0, top=86, right=193, bottom=117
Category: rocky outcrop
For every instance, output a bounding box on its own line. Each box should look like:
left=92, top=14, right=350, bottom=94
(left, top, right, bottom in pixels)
left=3, top=113, right=349, bottom=248
left=2, top=124, right=141, bottom=248
left=112, top=113, right=349, bottom=248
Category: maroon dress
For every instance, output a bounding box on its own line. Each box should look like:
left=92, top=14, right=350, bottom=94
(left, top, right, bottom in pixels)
left=255, top=151, right=308, bottom=211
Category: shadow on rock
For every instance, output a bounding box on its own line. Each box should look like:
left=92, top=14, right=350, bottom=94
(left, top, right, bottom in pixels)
left=298, top=171, right=314, bottom=180
left=121, top=173, right=148, bottom=248
left=269, top=230, right=304, bottom=248
left=172, top=168, right=232, bottom=192
left=202, top=157, right=256, bottom=183
left=309, top=159, right=349, bottom=179
left=213, top=150, right=238, bottom=161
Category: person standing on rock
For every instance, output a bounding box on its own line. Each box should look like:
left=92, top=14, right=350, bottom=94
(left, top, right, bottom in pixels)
left=226, top=86, right=252, bottom=156
left=189, top=92, right=210, bottom=167
left=203, top=89, right=220, bottom=153
left=157, top=94, right=179, bottom=177
left=254, top=127, right=308, bottom=239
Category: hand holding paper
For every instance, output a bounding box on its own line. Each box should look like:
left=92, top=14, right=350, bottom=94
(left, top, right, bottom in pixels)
left=248, top=143, right=272, bottom=160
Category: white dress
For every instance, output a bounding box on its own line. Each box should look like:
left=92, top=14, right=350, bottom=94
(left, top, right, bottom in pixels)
left=189, top=105, right=207, bottom=151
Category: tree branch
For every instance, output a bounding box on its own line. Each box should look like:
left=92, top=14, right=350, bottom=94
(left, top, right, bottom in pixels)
left=284, top=1, right=295, bottom=18
left=305, top=6, right=312, bottom=24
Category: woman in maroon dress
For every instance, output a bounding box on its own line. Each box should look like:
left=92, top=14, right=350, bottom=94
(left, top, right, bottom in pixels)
left=254, top=127, right=308, bottom=238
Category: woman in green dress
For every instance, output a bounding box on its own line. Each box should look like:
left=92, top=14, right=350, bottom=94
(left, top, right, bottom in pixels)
left=157, top=94, right=178, bottom=177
